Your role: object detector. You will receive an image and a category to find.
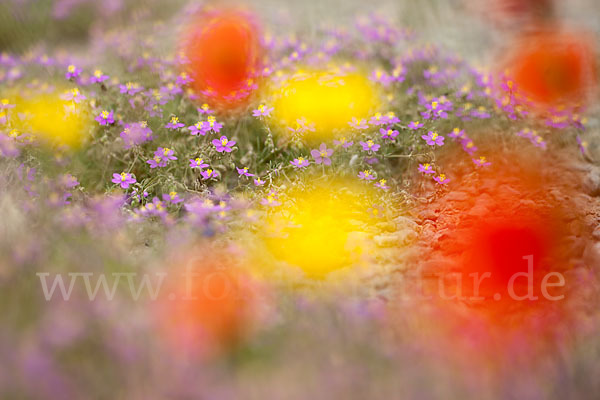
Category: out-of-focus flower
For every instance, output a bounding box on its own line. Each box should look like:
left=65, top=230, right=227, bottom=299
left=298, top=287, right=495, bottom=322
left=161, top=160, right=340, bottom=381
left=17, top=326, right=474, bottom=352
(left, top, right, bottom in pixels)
left=90, top=69, right=109, bottom=84
left=254, top=177, right=265, bottom=186
left=333, top=137, right=353, bottom=148
left=120, top=121, right=153, bottom=149
left=473, top=156, right=492, bottom=167
left=201, top=116, right=223, bottom=133
left=360, top=140, right=380, bottom=152
left=311, top=143, right=333, bottom=165
left=119, top=82, right=143, bottom=96
left=408, top=121, right=424, bottom=130
left=290, top=157, right=310, bottom=168
left=197, top=103, right=213, bottom=115
left=163, top=191, right=183, bottom=204
left=380, top=128, right=399, bottom=140
left=252, top=104, right=273, bottom=117
left=375, top=179, right=389, bottom=190
left=65, top=64, right=81, bottom=80
left=261, top=191, right=281, bottom=206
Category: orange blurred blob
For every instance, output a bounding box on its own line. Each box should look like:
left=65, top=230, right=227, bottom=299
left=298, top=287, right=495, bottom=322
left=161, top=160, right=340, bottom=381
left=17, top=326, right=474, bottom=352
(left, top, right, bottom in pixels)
left=503, top=29, right=598, bottom=109
left=412, top=150, right=585, bottom=315
left=154, top=246, right=265, bottom=360
left=181, top=8, right=263, bottom=108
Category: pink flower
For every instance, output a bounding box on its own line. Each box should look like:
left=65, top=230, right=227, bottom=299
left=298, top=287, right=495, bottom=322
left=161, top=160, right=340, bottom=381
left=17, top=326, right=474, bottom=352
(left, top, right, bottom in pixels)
left=333, top=137, right=353, bottom=148
left=311, top=143, right=333, bottom=165
left=236, top=167, right=254, bottom=177
left=408, top=121, right=424, bottom=130
left=165, top=116, right=185, bottom=130
left=380, top=128, right=399, bottom=140
left=360, top=140, right=380, bottom=152
left=290, top=157, right=310, bottom=168
left=421, top=131, right=444, bottom=146
left=189, top=157, right=209, bottom=169
left=358, top=170, right=376, bottom=181
left=212, top=136, right=236, bottom=153
left=473, top=156, right=491, bottom=167
left=374, top=179, right=389, bottom=190
left=65, top=64, right=81, bottom=80
left=111, top=172, right=136, bottom=189
left=252, top=104, right=274, bottom=117
left=433, top=174, right=450, bottom=185
left=95, top=110, right=114, bottom=126
left=418, top=163, right=435, bottom=174
left=200, top=168, right=219, bottom=180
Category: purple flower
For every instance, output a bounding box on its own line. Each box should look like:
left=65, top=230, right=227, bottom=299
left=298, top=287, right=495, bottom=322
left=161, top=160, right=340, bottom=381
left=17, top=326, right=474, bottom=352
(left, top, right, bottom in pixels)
left=360, top=140, right=380, bottom=152
left=0, top=98, right=15, bottom=110
left=374, top=179, right=389, bottom=190
left=200, top=168, right=219, bottom=180
left=461, top=139, right=477, bottom=154
left=433, top=174, right=450, bottom=185
left=382, top=112, right=401, bottom=124
left=188, top=122, right=207, bottom=136
left=61, top=88, right=86, bottom=103
left=165, top=116, right=185, bottom=130
left=407, top=121, right=424, bottom=130
left=90, top=69, right=109, bottom=84
left=254, top=177, right=266, bottom=186
left=95, top=110, right=114, bottom=126
left=189, top=157, right=209, bottom=169
left=120, top=122, right=153, bottom=149
left=201, top=116, right=223, bottom=133
left=111, top=172, right=136, bottom=189
left=349, top=117, right=369, bottom=130
left=358, top=170, right=376, bottom=181
left=418, top=163, right=435, bottom=174
left=236, top=167, right=254, bottom=177
left=333, top=137, right=353, bottom=148
left=163, top=191, right=183, bottom=204
left=369, top=113, right=386, bottom=126
left=380, top=128, right=399, bottom=140
left=290, top=157, right=310, bottom=168
left=287, top=117, right=315, bottom=135
left=448, top=128, right=465, bottom=139
left=147, top=156, right=166, bottom=169
left=119, top=82, right=143, bottom=96
left=252, top=104, right=274, bottom=117
left=156, top=147, right=177, bottom=162
left=421, top=131, right=444, bottom=146
left=198, top=103, right=213, bottom=115
left=65, top=64, right=81, bottom=80
left=176, top=72, right=193, bottom=85
left=473, top=156, right=491, bottom=167
left=471, top=106, right=491, bottom=119
left=212, top=136, right=236, bottom=153
left=311, top=143, right=333, bottom=165
left=261, top=191, right=281, bottom=207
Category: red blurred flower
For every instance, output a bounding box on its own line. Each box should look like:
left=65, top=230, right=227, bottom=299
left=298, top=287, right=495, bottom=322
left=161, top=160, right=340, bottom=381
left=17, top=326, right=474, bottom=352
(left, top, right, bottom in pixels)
left=181, top=8, right=263, bottom=108
left=154, top=246, right=266, bottom=360
left=502, top=29, right=598, bottom=109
